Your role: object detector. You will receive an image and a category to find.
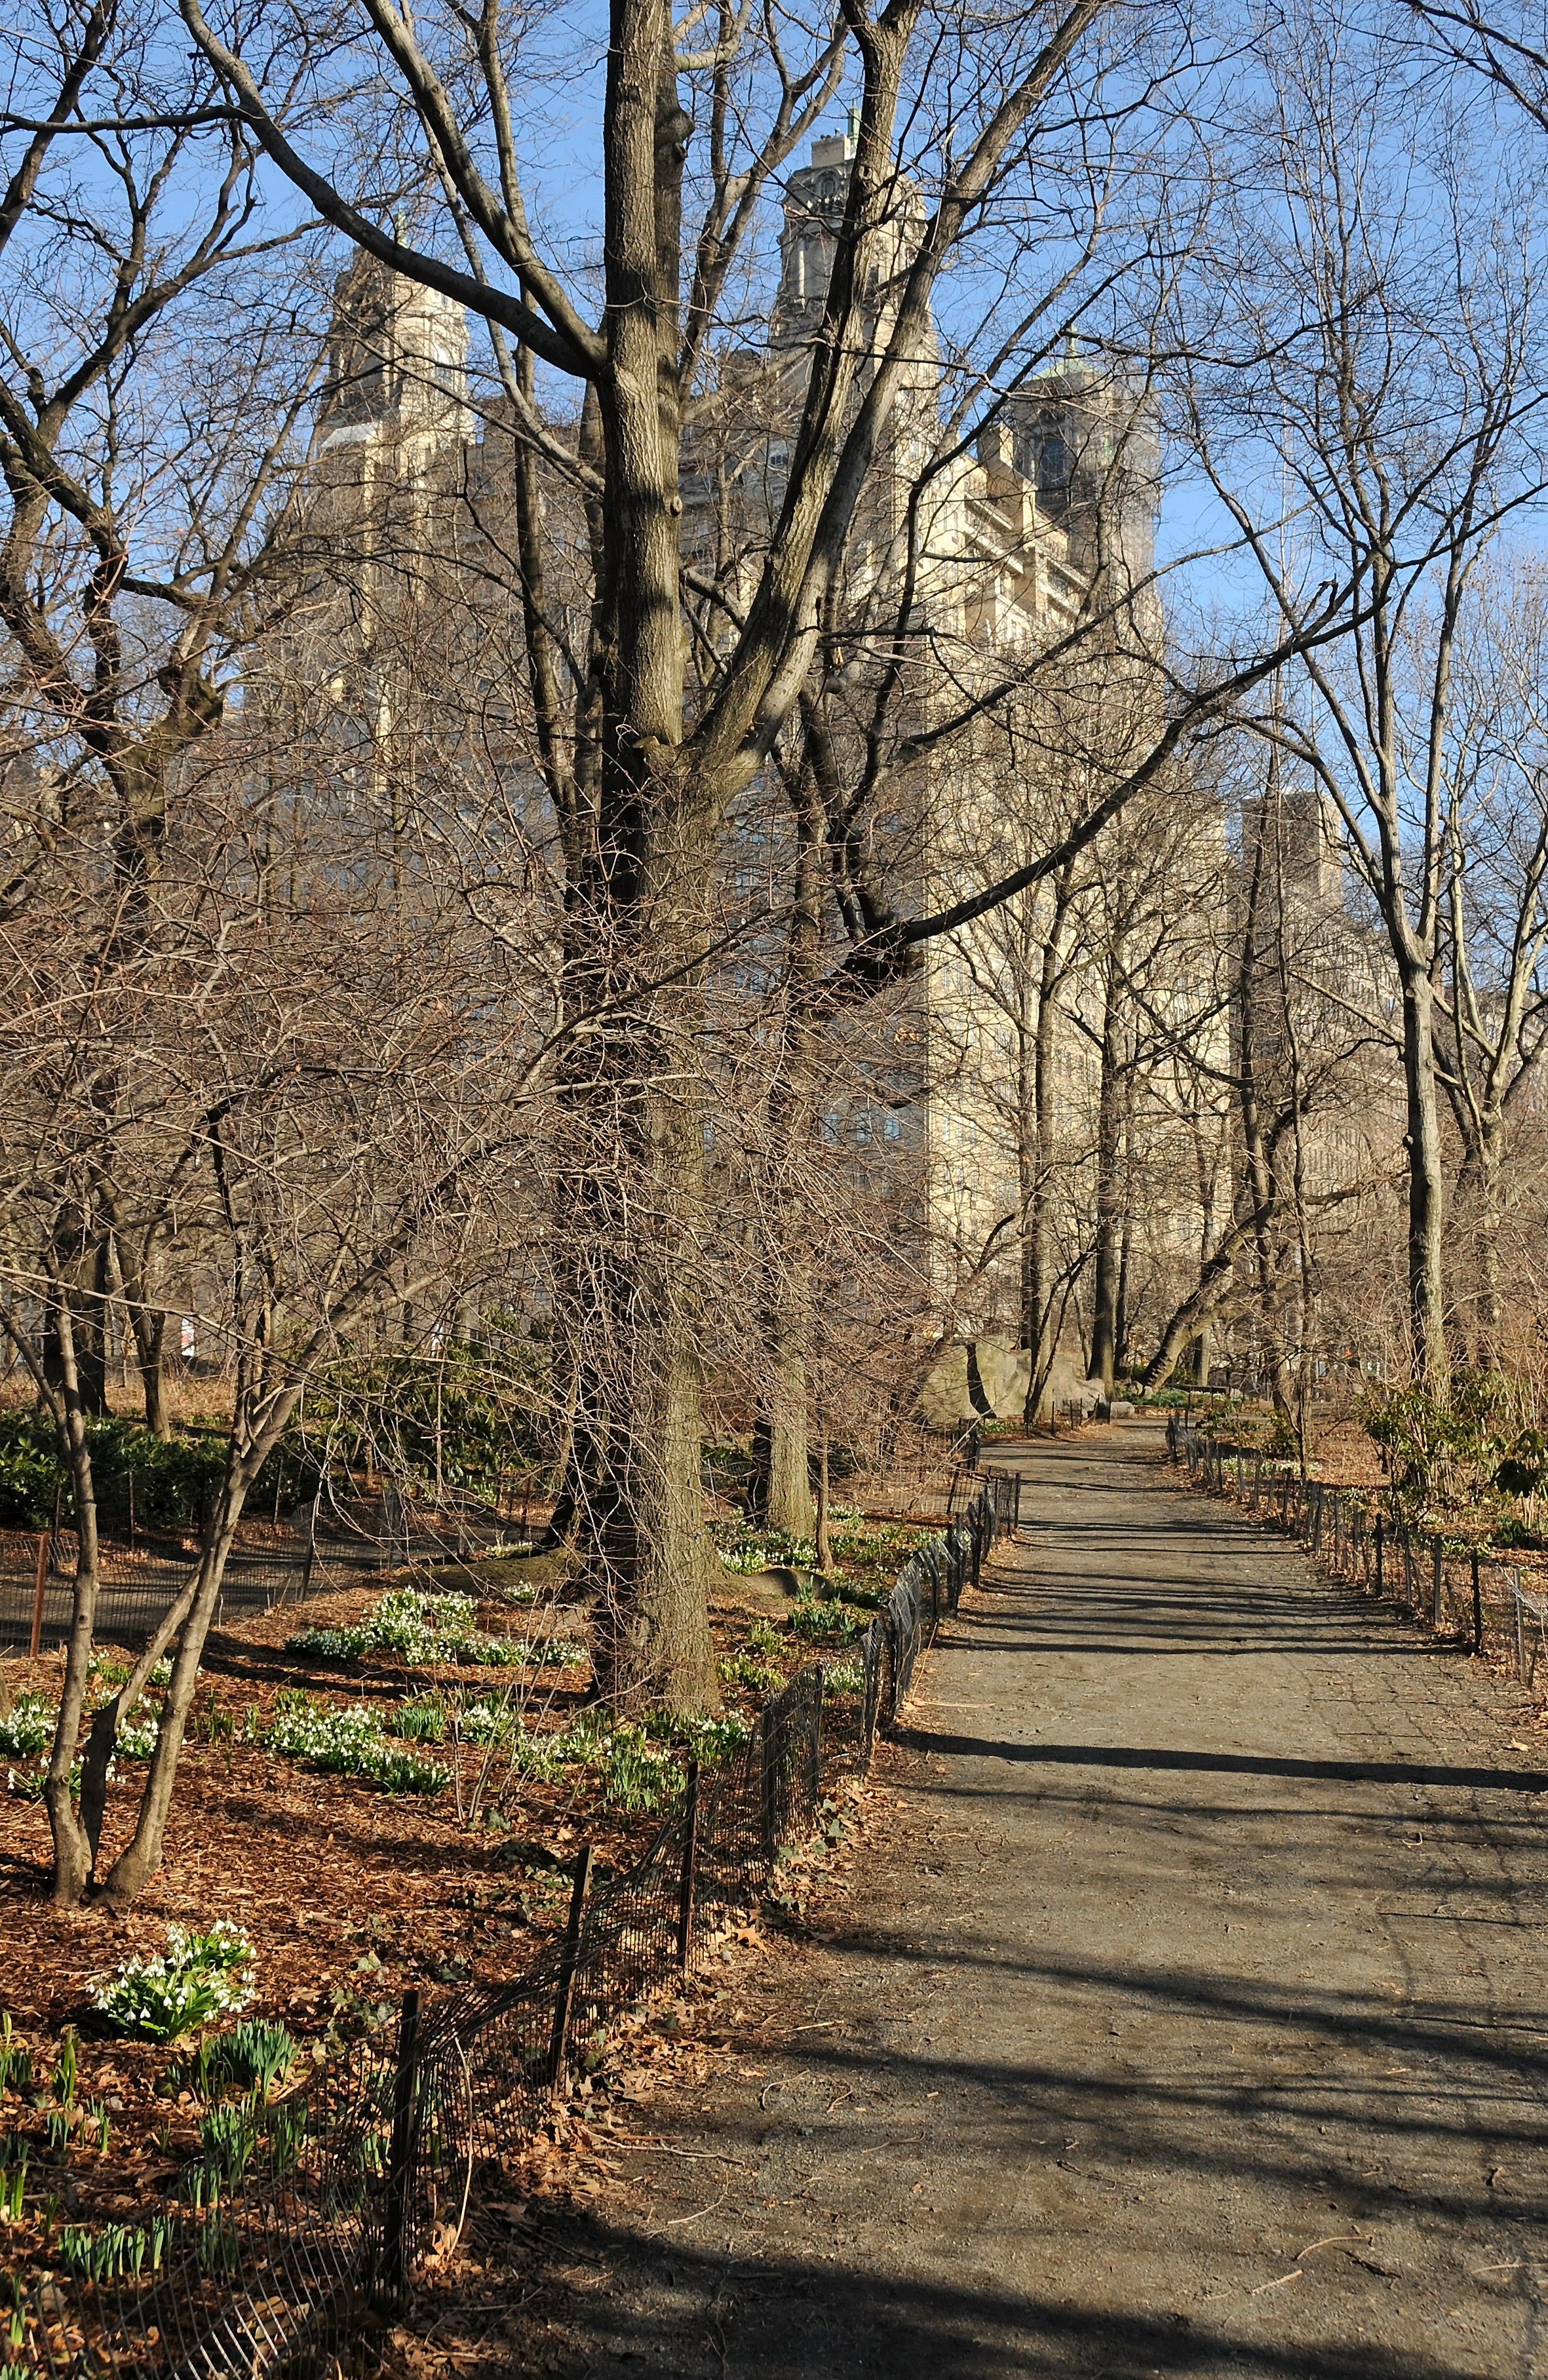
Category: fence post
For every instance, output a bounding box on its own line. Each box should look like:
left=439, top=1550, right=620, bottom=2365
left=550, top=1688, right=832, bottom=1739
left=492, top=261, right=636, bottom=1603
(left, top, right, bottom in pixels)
left=1375, top=1513, right=1384, bottom=1596
left=1472, top=1549, right=1483, bottom=1655
left=807, top=1668, right=823, bottom=1812
left=379, top=1987, right=421, bottom=2307
left=676, top=1763, right=701, bottom=1972
left=547, top=1845, right=593, bottom=2095
left=29, top=1534, right=48, bottom=1659
left=759, top=1704, right=778, bottom=1861
left=1431, top=1538, right=1443, bottom=1629
left=1402, top=1526, right=1414, bottom=1607
left=1515, top=1573, right=1526, bottom=1683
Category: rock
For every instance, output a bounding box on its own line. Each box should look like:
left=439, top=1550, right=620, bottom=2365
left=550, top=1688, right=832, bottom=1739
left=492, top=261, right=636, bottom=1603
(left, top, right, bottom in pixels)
left=712, top=1564, right=814, bottom=1621
left=1107, top=1399, right=1135, bottom=1419
left=431, top=1548, right=573, bottom=1595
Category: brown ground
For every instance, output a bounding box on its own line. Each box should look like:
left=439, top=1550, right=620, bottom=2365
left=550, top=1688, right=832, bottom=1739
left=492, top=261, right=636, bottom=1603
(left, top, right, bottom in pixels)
left=0, top=1510, right=927, bottom=2237
left=402, top=1424, right=1548, bottom=2380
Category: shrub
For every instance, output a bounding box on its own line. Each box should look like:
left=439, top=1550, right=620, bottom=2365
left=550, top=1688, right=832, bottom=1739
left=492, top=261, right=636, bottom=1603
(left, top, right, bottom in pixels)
left=176, top=2017, right=298, bottom=2101
left=1362, top=1369, right=1524, bottom=1508
left=392, top=1695, right=448, bottom=1742
left=718, top=1649, right=786, bottom=1695
left=58, top=2217, right=170, bottom=2282
left=286, top=1586, right=520, bottom=1670
left=92, top=1922, right=254, bottom=2043
left=600, top=1725, right=680, bottom=1812
left=507, top=1637, right=588, bottom=1670
left=714, top=1527, right=819, bottom=1575
left=788, top=1598, right=866, bottom=1644
left=265, top=1691, right=449, bottom=1793
left=639, top=1710, right=752, bottom=1765
left=0, top=1694, right=52, bottom=1760
left=115, top=1706, right=163, bottom=1759
left=0, top=1413, right=64, bottom=1530
left=196, top=2100, right=260, bottom=2184
left=284, top=1623, right=372, bottom=1662
left=452, top=1698, right=513, bottom=1744
left=1497, top=1426, right=1548, bottom=1499
left=273, top=1332, right=551, bottom=1500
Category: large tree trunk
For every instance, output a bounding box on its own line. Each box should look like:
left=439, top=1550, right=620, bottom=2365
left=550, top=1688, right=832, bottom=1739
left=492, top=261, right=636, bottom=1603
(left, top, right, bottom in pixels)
left=545, top=0, right=721, bottom=1710
left=131, top=1304, right=170, bottom=1438
left=1473, top=1123, right=1504, bottom=1368
left=1020, top=866, right=1075, bottom=1426
left=1399, top=965, right=1448, bottom=1387
left=44, top=1219, right=111, bottom=1419
left=1089, top=975, right=1123, bottom=1396
left=762, top=1317, right=817, bottom=1539
left=750, top=758, right=829, bottom=1542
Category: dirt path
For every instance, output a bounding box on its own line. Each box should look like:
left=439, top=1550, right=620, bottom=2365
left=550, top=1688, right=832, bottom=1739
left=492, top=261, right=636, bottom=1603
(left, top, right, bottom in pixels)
left=474, top=1423, right=1548, bottom=2379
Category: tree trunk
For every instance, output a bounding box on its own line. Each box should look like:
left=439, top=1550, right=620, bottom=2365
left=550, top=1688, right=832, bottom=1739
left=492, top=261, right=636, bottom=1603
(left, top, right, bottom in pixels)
left=98, top=1360, right=310, bottom=1900
left=1020, top=867, right=1075, bottom=1426
left=1474, top=1123, right=1504, bottom=1368
left=1089, top=976, right=1123, bottom=1396
left=764, top=1319, right=816, bottom=1539
left=98, top=1522, right=238, bottom=1902
left=544, top=0, right=724, bottom=1712
left=748, top=729, right=830, bottom=1543
left=38, top=1299, right=103, bottom=1906
left=1400, top=966, right=1448, bottom=1387
left=44, top=1222, right=111, bottom=1419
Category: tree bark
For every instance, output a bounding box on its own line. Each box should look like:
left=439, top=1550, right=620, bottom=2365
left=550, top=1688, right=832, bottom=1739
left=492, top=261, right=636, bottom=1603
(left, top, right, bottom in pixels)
left=1089, top=965, right=1124, bottom=1396
left=1400, top=965, right=1448, bottom=1388
left=1020, top=861, right=1077, bottom=1426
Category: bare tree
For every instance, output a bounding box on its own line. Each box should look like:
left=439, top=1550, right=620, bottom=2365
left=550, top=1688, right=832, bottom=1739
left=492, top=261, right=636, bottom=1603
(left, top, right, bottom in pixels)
left=1429, top=562, right=1548, bottom=1362
left=1170, top=0, right=1548, bottom=1384
left=173, top=0, right=1371, bottom=1708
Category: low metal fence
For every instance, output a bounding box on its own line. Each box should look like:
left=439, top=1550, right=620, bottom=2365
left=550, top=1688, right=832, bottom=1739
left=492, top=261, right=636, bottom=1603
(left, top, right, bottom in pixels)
left=1166, top=1417, right=1547, bottom=1674
left=0, top=1496, right=534, bottom=1658
left=9, top=1468, right=1020, bottom=2379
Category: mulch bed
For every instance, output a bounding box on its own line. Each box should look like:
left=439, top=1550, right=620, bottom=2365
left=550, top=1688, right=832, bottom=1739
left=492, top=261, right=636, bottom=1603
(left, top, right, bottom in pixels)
left=0, top=1507, right=933, bottom=2242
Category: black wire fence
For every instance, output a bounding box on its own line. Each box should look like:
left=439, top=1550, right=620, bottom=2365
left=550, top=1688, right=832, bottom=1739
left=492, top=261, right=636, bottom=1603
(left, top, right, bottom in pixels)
left=9, top=1469, right=1020, bottom=2379
left=0, top=1486, right=532, bottom=1657
left=1167, top=1416, right=1548, bottom=1677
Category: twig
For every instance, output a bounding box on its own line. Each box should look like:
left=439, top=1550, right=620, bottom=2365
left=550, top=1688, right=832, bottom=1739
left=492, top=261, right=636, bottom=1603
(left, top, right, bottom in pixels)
left=617, top=2138, right=755, bottom=2171
left=653, top=2189, right=729, bottom=2229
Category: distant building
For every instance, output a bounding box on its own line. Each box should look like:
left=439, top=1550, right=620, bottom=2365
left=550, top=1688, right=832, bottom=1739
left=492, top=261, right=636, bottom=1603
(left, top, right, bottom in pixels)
left=290, top=130, right=1196, bottom=1404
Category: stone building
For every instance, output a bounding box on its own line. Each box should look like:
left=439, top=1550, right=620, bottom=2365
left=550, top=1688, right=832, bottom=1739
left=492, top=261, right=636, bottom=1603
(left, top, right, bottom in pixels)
left=290, top=125, right=1224, bottom=1411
